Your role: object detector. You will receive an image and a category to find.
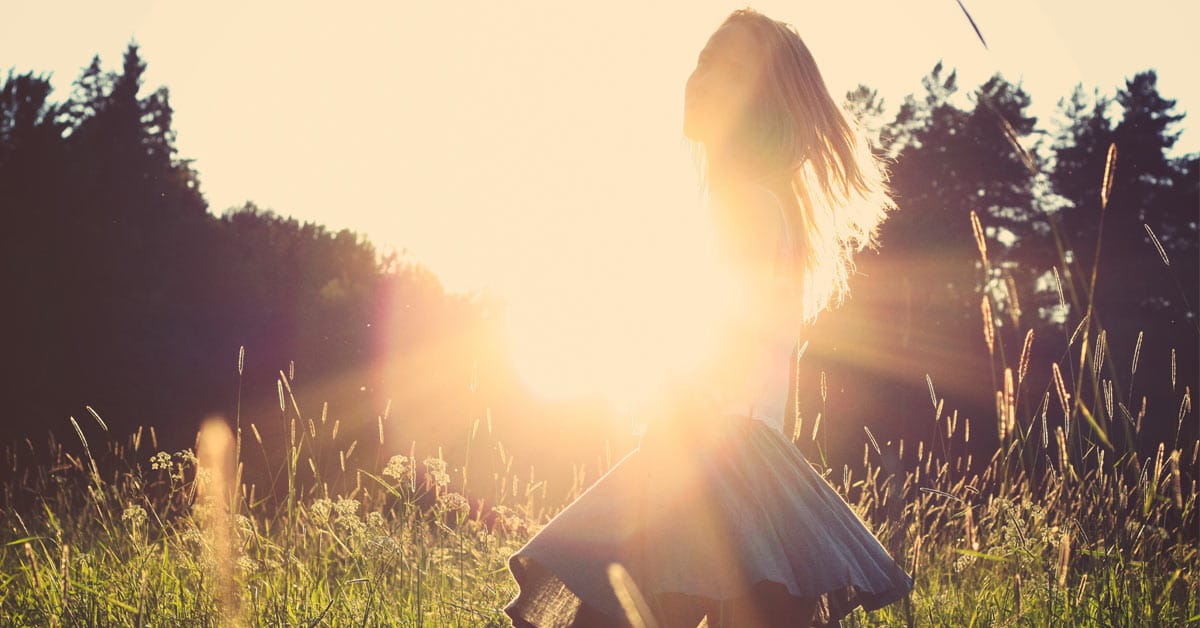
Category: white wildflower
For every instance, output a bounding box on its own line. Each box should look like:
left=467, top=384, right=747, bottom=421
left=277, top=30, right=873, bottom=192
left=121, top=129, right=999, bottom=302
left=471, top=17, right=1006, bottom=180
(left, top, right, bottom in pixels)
left=310, top=498, right=333, bottom=525
left=423, top=457, right=450, bottom=489
left=492, top=505, right=523, bottom=530
left=383, top=454, right=411, bottom=481
left=150, top=451, right=172, bottom=471
left=338, top=514, right=366, bottom=538
left=122, top=505, right=148, bottom=530
left=334, top=497, right=360, bottom=519
left=175, top=449, right=197, bottom=467
left=439, top=492, right=470, bottom=516
left=366, top=534, right=401, bottom=561
left=333, top=498, right=364, bottom=538
left=180, top=526, right=205, bottom=547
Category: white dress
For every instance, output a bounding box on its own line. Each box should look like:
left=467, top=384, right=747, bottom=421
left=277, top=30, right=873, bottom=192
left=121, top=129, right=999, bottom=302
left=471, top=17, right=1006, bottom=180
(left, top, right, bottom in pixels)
left=504, top=195, right=913, bottom=627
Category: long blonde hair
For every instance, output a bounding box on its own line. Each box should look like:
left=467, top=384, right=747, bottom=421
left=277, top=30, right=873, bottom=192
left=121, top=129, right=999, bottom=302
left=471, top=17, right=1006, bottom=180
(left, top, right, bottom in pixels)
left=697, top=8, right=896, bottom=325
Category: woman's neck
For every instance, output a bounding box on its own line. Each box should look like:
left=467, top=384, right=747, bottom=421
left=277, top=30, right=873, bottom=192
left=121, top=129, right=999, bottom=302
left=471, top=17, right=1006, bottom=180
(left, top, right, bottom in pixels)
left=707, top=173, right=791, bottom=218
left=704, top=133, right=792, bottom=189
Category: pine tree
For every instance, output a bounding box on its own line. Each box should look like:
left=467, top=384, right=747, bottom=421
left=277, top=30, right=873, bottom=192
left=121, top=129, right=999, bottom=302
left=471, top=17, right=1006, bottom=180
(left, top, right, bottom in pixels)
left=1051, top=71, right=1193, bottom=326
left=1047, top=70, right=1197, bottom=449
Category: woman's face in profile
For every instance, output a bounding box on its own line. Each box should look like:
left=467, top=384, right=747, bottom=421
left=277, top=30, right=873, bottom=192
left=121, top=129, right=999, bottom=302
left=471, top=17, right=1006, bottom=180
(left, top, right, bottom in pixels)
left=684, top=21, right=767, bottom=145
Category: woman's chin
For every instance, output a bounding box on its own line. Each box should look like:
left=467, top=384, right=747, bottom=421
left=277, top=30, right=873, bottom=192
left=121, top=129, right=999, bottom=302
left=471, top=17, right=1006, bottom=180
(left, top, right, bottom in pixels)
left=683, top=115, right=740, bottom=154
left=684, top=104, right=719, bottom=141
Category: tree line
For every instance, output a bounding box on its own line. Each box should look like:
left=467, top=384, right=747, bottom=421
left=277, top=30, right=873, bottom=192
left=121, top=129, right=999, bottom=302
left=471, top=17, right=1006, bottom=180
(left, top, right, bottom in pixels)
left=1, top=45, right=1195, bottom=495
left=798, top=62, right=1197, bottom=465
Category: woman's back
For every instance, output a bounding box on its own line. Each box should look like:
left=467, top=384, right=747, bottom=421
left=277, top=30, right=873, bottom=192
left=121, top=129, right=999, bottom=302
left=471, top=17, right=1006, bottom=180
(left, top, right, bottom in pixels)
left=711, top=186, right=800, bottom=433
left=663, top=184, right=801, bottom=436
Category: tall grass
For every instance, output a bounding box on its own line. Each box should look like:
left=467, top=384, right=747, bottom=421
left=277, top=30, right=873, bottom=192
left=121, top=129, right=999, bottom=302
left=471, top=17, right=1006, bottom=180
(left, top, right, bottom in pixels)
left=2, top=150, right=1197, bottom=626
left=3, top=326, right=1193, bottom=626
left=2, top=306, right=1195, bottom=626
left=0, top=366, right=542, bottom=626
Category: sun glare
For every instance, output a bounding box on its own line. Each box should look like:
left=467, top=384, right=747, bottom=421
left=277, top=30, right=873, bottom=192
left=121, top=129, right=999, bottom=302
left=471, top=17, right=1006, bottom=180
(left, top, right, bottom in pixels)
left=13, top=0, right=1194, bottom=423
left=500, top=189, right=740, bottom=412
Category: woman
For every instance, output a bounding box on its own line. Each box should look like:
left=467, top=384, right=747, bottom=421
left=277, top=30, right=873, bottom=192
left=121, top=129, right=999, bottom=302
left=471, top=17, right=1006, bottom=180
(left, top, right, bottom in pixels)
left=505, top=9, right=913, bottom=627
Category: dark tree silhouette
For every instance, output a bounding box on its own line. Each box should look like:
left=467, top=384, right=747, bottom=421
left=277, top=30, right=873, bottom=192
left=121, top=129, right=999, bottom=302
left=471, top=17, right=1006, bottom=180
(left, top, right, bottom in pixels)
left=0, top=48, right=1193, bottom=499
left=794, top=66, right=1045, bottom=467
left=1044, top=70, right=1197, bottom=449
left=0, top=45, right=639, bottom=504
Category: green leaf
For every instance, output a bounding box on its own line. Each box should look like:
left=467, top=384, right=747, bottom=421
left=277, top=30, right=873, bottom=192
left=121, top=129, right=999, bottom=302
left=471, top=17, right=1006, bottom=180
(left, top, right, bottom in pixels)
left=70, top=581, right=138, bottom=613
left=1078, top=402, right=1113, bottom=449
left=953, top=548, right=1011, bottom=562
left=4, top=536, right=44, bottom=546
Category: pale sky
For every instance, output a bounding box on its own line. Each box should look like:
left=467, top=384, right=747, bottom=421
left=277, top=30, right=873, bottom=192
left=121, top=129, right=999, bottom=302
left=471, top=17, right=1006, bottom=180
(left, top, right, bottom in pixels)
left=4, top=0, right=1197, bottom=402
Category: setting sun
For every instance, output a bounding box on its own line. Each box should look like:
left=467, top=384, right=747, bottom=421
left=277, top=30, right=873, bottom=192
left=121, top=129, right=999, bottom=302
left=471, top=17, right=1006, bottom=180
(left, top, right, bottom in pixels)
left=499, top=189, right=741, bottom=409
left=4, top=0, right=1194, bottom=413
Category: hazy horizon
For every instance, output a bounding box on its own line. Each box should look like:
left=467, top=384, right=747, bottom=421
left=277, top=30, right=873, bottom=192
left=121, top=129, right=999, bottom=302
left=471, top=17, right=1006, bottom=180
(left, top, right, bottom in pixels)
left=4, top=0, right=1197, bottom=401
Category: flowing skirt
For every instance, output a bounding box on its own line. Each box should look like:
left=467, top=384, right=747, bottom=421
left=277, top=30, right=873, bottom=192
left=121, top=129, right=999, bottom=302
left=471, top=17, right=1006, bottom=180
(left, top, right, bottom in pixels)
left=504, top=413, right=913, bottom=627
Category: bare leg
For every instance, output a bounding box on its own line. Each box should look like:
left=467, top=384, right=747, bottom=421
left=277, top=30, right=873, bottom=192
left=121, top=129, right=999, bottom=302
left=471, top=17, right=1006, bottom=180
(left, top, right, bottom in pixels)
left=793, top=596, right=818, bottom=627
left=703, top=585, right=820, bottom=628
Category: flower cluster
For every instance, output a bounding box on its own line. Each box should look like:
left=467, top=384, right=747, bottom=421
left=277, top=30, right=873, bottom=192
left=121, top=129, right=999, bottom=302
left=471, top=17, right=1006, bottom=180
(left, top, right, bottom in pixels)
left=309, top=498, right=333, bottom=526
left=122, top=505, right=148, bottom=530
left=366, top=511, right=387, bottom=534
left=149, top=449, right=198, bottom=481
left=438, top=492, right=470, bottom=516
left=149, top=452, right=172, bottom=471
left=383, top=454, right=412, bottom=482
left=491, top=505, right=523, bottom=531
left=175, top=449, right=197, bottom=467
left=334, top=497, right=360, bottom=519
left=365, top=532, right=402, bottom=562
left=423, top=457, right=450, bottom=490
left=311, top=497, right=367, bottom=537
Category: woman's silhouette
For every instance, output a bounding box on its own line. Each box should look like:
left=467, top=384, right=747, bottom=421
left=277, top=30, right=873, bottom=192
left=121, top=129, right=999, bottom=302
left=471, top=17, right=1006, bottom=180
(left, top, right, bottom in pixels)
left=505, top=9, right=913, bottom=627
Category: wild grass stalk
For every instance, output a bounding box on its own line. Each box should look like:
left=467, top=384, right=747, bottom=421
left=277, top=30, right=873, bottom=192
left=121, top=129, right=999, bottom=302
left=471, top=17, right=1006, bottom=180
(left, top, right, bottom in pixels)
left=1, top=150, right=1196, bottom=626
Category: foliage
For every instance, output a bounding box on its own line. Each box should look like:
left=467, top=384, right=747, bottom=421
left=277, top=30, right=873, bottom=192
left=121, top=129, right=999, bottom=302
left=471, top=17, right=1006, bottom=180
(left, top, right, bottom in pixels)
left=0, top=45, right=490, bottom=461
left=0, top=33, right=1197, bottom=628
left=0, top=317, right=1195, bottom=625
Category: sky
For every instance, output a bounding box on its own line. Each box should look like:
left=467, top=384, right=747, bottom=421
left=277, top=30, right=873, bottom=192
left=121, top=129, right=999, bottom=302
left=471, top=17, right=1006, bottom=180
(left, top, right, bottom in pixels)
left=4, top=0, right=1197, bottom=403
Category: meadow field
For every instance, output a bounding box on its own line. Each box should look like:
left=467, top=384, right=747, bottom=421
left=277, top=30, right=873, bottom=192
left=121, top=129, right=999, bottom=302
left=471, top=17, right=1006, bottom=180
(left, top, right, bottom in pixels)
left=0, top=302, right=1196, bottom=627
left=1, top=1, right=1196, bottom=624
left=1, top=71, right=1197, bottom=623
